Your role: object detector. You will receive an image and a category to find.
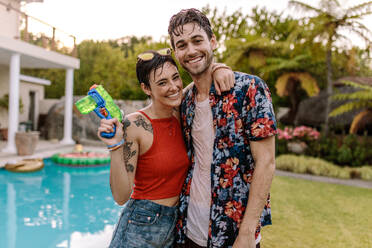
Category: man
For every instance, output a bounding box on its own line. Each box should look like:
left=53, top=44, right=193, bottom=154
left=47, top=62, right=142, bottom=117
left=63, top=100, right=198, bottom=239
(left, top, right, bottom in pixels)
left=168, top=9, right=277, bottom=248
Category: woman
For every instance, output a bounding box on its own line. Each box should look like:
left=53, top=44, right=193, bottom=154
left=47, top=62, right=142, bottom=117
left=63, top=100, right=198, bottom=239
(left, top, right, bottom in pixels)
left=97, top=48, right=234, bottom=248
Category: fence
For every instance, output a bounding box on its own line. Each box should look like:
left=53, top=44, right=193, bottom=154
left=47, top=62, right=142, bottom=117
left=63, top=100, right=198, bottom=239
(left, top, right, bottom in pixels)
left=0, top=0, right=77, bottom=57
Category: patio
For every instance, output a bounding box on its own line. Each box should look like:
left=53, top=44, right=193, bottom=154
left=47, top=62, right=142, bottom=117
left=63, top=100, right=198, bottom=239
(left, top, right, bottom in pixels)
left=0, top=139, right=107, bottom=168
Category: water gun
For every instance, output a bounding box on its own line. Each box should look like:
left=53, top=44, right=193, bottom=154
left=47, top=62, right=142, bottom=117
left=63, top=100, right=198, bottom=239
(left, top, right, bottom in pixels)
left=75, top=84, right=123, bottom=138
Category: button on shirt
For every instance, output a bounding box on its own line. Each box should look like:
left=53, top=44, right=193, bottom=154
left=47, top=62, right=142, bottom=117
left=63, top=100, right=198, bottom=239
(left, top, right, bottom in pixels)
left=176, top=72, right=277, bottom=248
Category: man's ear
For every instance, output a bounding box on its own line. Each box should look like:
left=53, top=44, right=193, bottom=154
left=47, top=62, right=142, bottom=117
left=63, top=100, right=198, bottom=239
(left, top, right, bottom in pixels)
left=140, top=83, right=151, bottom=97
left=210, top=34, right=217, bottom=51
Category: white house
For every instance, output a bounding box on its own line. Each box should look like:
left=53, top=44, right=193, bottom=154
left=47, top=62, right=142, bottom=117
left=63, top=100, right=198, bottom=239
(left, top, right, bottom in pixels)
left=0, top=0, right=79, bottom=153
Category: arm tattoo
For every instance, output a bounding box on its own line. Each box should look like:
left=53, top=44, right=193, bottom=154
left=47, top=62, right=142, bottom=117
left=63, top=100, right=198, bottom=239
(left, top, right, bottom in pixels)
left=123, top=141, right=136, bottom=172
left=134, top=115, right=153, bottom=134
left=122, top=118, right=131, bottom=140
left=121, top=118, right=136, bottom=172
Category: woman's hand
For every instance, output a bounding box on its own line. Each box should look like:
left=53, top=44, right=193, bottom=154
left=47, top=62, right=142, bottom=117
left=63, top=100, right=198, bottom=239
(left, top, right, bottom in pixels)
left=97, top=118, right=124, bottom=146
left=212, top=63, right=235, bottom=95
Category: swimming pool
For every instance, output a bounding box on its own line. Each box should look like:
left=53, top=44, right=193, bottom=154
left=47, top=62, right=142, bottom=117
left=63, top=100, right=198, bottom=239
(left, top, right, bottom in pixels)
left=0, top=158, right=122, bottom=248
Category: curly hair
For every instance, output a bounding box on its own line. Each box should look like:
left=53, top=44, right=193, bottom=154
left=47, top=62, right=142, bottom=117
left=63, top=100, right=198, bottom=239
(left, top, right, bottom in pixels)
left=168, top=8, right=213, bottom=49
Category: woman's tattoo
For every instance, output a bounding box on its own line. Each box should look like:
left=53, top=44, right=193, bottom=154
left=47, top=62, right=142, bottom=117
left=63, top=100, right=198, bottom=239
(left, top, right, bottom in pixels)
left=134, top=115, right=153, bottom=133
left=122, top=118, right=135, bottom=172
left=123, top=141, right=136, bottom=173
left=122, top=118, right=131, bottom=140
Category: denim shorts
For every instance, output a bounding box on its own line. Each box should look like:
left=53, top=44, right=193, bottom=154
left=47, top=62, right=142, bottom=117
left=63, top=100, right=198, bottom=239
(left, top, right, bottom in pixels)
left=109, top=198, right=178, bottom=248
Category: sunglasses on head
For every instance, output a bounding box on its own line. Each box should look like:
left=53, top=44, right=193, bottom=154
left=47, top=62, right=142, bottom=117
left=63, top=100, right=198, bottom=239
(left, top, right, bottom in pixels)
left=137, top=48, right=172, bottom=61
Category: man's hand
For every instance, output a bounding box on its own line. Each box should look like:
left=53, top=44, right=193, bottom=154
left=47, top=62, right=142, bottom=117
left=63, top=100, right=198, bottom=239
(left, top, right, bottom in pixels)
left=232, top=232, right=256, bottom=248
left=212, top=63, right=235, bottom=95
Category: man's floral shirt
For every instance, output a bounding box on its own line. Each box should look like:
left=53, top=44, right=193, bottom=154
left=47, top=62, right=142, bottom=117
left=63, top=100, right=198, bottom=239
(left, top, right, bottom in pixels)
left=176, top=72, right=277, bottom=248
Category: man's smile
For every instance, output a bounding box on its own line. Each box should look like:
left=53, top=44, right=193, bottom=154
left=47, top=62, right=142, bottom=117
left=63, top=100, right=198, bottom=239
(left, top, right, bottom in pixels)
left=186, top=56, right=203, bottom=65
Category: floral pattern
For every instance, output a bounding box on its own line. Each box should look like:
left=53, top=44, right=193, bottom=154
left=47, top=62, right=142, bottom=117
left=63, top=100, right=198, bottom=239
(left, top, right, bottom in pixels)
left=176, top=72, right=277, bottom=248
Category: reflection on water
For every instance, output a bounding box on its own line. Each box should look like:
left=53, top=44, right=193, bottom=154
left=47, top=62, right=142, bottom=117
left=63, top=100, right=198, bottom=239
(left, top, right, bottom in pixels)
left=0, top=159, right=122, bottom=248
left=56, top=225, right=115, bottom=248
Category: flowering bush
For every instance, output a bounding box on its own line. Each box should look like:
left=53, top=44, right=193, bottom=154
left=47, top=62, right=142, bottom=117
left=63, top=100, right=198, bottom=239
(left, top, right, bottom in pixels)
left=277, top=126, right=320, bottom=142
left=276, top=126, right=372, bottom=167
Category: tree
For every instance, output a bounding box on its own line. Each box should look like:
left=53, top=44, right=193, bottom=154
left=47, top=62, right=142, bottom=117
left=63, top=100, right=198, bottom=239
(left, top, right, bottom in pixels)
left=288, top=0, right=372, bottom=134
left=75, top=40, right=128, bottom=99
left=329, top=80, right=372, bottom=133
left=108, top=36, right=153, bottom=58
left=209, top=6, right=321, bottom=111
left=202, top=5, right=249, bottom=56
left=269, top=55, right=320, bottom=124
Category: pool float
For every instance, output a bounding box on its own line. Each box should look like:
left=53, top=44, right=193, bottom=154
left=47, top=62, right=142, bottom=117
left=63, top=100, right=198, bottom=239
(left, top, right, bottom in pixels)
left=51, top=151, right=110, bottom=167
left=5, top=158, right=44, bottom=173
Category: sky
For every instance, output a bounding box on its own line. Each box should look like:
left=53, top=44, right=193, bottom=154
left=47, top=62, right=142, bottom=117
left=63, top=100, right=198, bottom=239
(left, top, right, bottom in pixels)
left=22, top=0, right=372, bottom=47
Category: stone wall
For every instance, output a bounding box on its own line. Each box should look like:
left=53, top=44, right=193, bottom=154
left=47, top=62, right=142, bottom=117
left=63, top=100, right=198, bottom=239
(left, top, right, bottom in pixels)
left=39, top=97, right=148, bottom=142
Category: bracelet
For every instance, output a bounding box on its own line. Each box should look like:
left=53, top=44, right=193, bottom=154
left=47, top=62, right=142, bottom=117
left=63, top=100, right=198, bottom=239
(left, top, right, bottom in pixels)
left=109, top=144, right=123, bottom=152
left=107, top=139, right=125, bottom=151
left=212, top=64, right=231, bottom=75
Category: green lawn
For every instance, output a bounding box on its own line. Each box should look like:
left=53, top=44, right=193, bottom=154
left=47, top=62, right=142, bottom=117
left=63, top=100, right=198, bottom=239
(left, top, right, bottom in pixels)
left=261, top=176, right=372, bottom=248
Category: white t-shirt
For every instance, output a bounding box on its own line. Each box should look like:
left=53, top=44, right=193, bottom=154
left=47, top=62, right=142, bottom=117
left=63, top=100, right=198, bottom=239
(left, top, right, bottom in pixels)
left=186, top=98, right=214, bottom=247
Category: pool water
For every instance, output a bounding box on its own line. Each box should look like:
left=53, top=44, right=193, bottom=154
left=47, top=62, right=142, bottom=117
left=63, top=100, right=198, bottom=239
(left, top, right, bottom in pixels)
left=0, top=158, right=123, bottom=248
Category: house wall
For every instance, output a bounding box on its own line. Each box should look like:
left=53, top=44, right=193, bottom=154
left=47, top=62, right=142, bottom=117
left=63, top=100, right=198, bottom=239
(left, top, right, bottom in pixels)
left=0, top=64, right=45, bottom=130
left=19, top=81, right=44, bottom=130
left=0, top=65, right=10, bottom=128
left=0, top=0, right=21, bottom=39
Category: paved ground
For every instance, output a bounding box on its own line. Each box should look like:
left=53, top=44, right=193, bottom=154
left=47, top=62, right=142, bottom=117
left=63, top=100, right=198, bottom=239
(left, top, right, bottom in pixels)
left=0, top=139, right=107, bottom=168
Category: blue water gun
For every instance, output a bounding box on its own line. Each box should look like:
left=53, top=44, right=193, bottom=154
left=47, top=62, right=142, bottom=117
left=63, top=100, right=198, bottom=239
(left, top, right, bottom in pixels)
left=75, top=84, right=123, bottom=138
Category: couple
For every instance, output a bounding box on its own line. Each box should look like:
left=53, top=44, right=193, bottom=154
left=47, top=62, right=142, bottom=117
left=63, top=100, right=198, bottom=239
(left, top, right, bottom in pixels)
left=98, top=8, right=277, bottom=248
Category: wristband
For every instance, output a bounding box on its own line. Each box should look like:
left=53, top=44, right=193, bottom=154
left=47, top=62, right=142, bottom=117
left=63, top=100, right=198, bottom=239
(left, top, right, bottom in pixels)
left=107, top=139, right=125, bottom=150
left=109, top=144, right=123, bottom=152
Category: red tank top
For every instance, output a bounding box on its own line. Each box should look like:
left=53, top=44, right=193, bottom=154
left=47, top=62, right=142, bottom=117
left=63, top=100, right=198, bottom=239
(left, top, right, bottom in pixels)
left=131, top=111, right=190, bottom=200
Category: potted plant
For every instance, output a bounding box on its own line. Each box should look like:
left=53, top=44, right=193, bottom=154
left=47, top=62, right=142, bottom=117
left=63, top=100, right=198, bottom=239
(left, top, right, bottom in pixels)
left=277, top=126, right=320, bottom=154
left=15, top=129, right=40, bottom=156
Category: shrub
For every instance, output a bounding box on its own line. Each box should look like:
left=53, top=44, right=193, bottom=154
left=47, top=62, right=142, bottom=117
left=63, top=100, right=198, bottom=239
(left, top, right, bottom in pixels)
left=276, top=125, right=320, bottom=156
left=302, top=134, right=372, bottom=167
left=277, top=126, right=320, bottom=142
left=276, top=154, right=372, bottom=180
left=337, top=144, right=354, bottom=165
left=277, top=126, right=372, bottom=167
left=353, top=166, right=372, bottom=181
left=276, top=138, right=289, bottom=155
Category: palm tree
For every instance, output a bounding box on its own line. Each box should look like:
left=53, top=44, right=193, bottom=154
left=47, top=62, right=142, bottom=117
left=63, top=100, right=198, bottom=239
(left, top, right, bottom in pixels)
left=289, top=0, right=372, bottom=135
left=264, top=55, right=320, bottom=124
left=223, top=36, right=283, bottom=78
left=329, top=80, right=372, bottom=134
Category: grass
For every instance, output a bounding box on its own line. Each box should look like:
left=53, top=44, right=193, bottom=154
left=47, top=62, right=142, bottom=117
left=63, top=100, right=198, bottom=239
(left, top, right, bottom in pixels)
left=261, top=176, right=372, bottom=248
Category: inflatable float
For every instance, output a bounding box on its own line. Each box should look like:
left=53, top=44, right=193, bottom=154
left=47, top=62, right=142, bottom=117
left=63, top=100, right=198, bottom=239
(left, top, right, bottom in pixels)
left=5, top=158, right=44, bottom=173
left=51, top=151, right=110, bottom=167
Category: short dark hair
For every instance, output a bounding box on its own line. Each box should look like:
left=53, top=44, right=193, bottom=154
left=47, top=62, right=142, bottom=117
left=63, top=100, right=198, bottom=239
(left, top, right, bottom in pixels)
left=168, top=8, right=213, bottom=49
left=136, top=51, right=178, bottom=89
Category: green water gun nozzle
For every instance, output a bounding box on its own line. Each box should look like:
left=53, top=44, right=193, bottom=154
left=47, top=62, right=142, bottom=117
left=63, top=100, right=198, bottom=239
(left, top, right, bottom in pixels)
left=75, top=84, right=122, bottom=138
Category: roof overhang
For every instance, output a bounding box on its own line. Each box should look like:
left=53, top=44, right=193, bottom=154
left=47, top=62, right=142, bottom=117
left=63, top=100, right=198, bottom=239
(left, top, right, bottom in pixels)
left=0, top=35, right=79, bottom=69
left=20, top=74, right=51, bottom=85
